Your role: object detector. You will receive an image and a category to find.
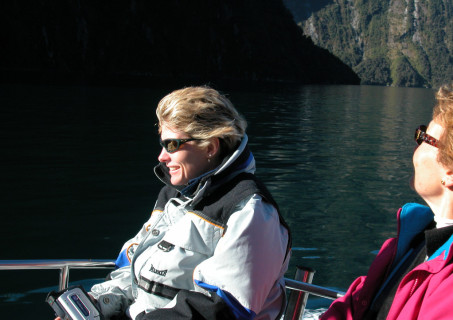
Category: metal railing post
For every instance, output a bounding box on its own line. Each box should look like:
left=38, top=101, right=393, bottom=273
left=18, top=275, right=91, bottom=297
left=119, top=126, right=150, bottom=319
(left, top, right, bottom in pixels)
left=59, top=265, right=70, bottom=291
left=284, top=266, right=315, bottom=320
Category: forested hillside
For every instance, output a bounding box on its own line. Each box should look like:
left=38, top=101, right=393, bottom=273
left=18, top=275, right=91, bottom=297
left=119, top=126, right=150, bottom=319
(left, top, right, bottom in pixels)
left=284, top=0, right=453, bottom=88
left=1, top=0, right=359, bottom=86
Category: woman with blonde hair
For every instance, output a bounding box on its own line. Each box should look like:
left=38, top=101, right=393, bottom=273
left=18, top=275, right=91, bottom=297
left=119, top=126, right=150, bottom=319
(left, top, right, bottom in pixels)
left=321, top=84, right=453, bottom=319
left=84, top=86, right=291, bottom=319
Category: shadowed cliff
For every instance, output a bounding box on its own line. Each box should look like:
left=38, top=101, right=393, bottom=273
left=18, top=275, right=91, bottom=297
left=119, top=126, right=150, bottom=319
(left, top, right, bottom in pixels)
left=1, top=0, right=360, bottom=86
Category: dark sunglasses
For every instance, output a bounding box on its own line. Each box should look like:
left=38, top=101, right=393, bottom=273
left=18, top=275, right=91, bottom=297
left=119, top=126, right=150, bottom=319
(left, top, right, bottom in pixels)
left=414, top=125, right=438, bottom=148
left=159, top=138, right=200, bottom=153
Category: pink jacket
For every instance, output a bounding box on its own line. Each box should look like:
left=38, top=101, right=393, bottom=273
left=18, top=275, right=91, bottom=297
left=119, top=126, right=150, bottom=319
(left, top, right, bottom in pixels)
left=321, top=203, right=453, bottom=320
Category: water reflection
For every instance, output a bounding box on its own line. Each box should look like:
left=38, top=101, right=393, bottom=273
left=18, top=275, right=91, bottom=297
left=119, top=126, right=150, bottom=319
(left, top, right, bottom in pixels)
left=231, top=85, right=435, bottom=289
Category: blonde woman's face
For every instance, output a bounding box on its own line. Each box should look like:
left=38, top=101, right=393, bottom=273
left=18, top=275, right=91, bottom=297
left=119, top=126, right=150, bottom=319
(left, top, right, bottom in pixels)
left=158, top=124, right=211, bottom=186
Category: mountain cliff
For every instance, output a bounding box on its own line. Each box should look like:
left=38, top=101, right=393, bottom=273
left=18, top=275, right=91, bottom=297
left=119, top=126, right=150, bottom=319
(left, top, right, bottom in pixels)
left=0, top=0, right=359, bottom=86
left=284, top=0, right=453, bottom=88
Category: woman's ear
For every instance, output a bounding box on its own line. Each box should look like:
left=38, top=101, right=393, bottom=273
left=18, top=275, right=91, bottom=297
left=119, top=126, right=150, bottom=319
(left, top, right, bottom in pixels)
left=206, top=137, right=220, bottom=158
left=441, top=169, right=453, bottom=188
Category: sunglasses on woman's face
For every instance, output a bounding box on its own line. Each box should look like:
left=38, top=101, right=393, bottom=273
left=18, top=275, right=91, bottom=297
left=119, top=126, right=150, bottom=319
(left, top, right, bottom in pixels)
left=414, top=125, right=439, bottom=148
left=159, top=138, right=199, bottom=153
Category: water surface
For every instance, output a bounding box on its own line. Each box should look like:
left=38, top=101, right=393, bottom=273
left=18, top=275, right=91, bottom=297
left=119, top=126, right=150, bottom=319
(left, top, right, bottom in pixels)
left=0, top=83, right=436, bottom=318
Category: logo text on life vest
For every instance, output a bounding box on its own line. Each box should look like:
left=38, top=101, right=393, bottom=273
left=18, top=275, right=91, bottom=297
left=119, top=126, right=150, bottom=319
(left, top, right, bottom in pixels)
left=150, top=264, right=168, bottom=277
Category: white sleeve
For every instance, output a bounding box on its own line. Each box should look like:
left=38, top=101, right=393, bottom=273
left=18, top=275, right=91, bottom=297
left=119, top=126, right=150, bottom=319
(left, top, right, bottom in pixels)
left=193, top=194, right=290, bottom=316
left=89, top=266, right=134, bottom=319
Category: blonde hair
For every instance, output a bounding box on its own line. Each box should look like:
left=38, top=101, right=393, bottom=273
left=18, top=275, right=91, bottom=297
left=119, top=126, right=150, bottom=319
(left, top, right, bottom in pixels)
left=433, top=83, right=453, bottom=169
left=156, top=86, right=247, bottom=155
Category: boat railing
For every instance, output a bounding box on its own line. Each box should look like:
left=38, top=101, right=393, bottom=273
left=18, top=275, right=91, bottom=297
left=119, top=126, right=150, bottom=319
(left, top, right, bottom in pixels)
left=0, top=259, right=116, bottom=291
left=0, top=260, right=344, bottom=319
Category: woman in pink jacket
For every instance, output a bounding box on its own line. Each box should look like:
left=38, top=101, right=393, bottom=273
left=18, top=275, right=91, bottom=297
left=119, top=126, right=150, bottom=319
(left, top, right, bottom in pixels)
left=321, top=83, right=453, bottom=320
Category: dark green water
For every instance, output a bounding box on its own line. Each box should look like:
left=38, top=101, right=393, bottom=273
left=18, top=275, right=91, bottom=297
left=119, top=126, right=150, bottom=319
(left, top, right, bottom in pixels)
left=0, top=83, right=436, bottom=318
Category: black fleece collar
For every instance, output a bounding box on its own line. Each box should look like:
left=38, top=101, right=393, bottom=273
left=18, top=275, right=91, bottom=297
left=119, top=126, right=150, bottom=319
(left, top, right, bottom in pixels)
left=426, top=224, right=453, bottom=257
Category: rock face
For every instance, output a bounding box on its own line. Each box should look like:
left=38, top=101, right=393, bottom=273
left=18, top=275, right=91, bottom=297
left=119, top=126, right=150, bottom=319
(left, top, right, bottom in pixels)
left=284, top=0, right=453, bottom=88
left=0, top=0, right=359, bottom=86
